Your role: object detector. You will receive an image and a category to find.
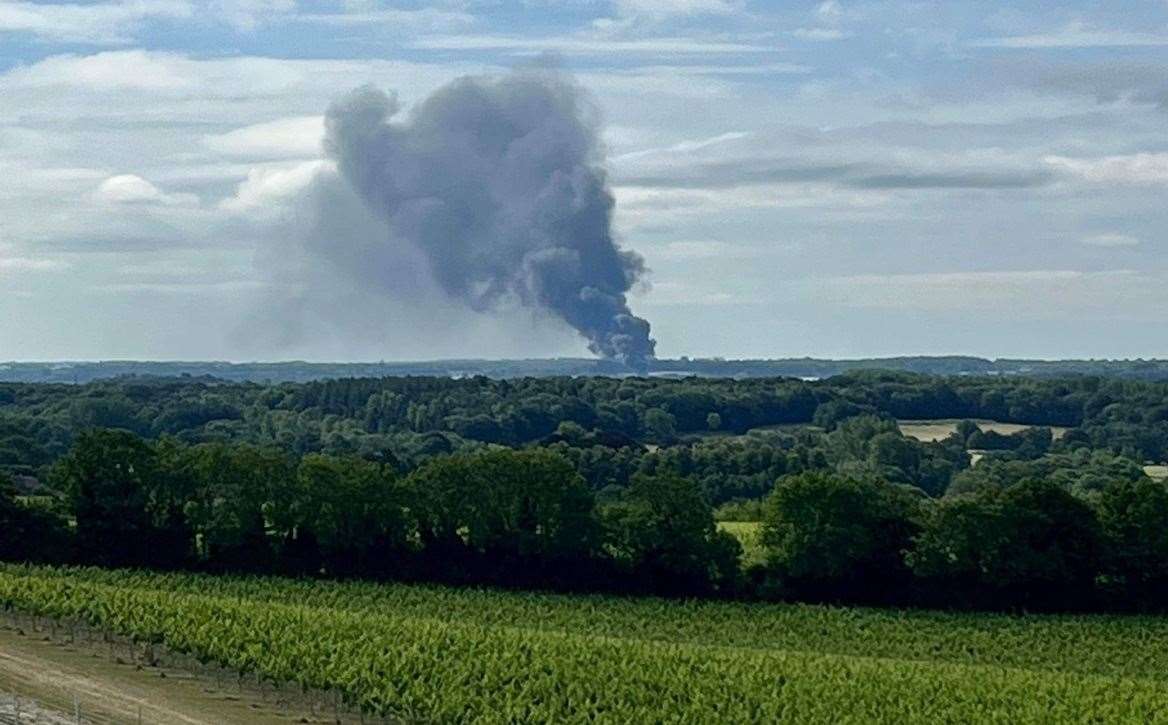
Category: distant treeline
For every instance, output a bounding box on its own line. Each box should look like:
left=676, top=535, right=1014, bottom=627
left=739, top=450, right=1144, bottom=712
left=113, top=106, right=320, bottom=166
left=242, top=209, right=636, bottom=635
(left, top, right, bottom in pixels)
left=7, top=356, right=1168, bottom=384
left=3, top=430, right=1167, bottom=611
left=3, top=371, right=1168, bottom=504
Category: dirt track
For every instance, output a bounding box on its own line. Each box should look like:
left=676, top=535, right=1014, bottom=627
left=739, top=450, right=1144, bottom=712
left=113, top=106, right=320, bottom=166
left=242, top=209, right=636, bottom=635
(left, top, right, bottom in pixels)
left=0, top=627, right=353, bottom=725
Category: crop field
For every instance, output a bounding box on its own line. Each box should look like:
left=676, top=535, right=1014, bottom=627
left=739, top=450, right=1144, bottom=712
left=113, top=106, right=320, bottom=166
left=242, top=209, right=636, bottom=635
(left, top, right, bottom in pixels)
left=3, top=566, right=1168, bottom=723
left=1145, top=465, right=1168, bottom=480
left=897, top=419, right=1069, bottom=442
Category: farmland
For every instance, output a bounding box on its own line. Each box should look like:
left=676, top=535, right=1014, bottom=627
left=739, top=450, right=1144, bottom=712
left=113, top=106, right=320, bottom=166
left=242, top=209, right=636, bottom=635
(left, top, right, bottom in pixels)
left=3, top=565, right=1168, bottom=722
left=897, top=418, right=1069, bottom=442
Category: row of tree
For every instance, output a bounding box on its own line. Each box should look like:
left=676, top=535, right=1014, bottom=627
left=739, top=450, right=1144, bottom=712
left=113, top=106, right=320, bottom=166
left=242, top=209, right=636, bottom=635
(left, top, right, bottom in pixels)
left=4, top=429, right=1168, bottom=610
left=2, top=430, right=739, bottom=595
left=759, top=472, right=1168, bottom=609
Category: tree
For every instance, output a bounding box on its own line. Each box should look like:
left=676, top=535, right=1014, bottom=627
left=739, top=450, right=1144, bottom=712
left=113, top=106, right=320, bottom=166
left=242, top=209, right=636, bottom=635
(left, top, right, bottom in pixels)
left=908, top=478, right=1102, bottom=608
left=706, top=413, right=722, bottom=431
left=0, top=472, right=70, bottom=563
left=51, top=429, right=190, bottom=568
left=296, top=454, right=408, bottom=576
left=760, top=472, right=921, bottom=601
left=169, top=442, right=288, bottom=571
left=406, top=449, right=600, bottom=574
left=642, top=408, right=677, bottom=442
left=1097, top=477, right=1168, bottom=603
left=867, top=432, right=920, bottom=483
left=954, top=419, right=981, bottom=445
left=602, top=472, right=740, bottom=594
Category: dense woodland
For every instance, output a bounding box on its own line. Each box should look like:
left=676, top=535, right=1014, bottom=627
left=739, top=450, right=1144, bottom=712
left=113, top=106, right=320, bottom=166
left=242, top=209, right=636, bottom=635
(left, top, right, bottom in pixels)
left=3, top=371, right=1168, bottom=609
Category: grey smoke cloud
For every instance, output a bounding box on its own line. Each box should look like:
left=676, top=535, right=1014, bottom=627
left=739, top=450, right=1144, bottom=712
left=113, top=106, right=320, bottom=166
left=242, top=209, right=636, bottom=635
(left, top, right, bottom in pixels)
left=323, top=67, right=656, bottom=370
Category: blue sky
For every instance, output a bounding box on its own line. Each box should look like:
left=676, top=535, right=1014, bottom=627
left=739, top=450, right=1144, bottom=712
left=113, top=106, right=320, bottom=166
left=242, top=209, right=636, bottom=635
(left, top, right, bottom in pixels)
left=2, top=0, right=1168, bottom=361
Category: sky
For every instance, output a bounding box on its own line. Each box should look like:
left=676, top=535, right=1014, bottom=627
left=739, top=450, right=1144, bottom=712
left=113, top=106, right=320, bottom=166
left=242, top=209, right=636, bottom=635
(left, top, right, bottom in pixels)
left=2, top=0, right=1168, bottom=362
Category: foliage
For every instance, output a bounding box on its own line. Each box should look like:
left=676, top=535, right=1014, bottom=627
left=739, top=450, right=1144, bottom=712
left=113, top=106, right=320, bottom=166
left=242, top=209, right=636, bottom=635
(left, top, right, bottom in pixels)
left=760, top=472, right=922, bottom=601
left=601, top=472, right=740, bottom=593
left=908, top=479, right=1103, bottom=608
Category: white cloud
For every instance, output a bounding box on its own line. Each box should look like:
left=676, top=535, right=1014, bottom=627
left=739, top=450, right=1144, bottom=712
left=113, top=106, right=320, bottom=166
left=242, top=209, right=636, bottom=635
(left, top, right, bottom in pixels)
left=612, top=0, right=739, bottom=21
left=93, top=174, right=198, bottom=205
left=0, top=0, right=192, bottom=44
left=1045, top=153, right=1168, bottom=184
left=640, top=280, right=743, bottom=306
left=972, top=22, right=1168, bottom=49
left=0, top=51, right=481, bottom=117
left=209, top=0, right=295, bottom=31
left=410, top=34, right=774, bottom=55
left=793, top=28, right=850, bottom=41
left=809, top=269, right=1167, bottom=315
left=815, top=0, right=844, bottom=23
left=2, top=50, right=195, bottom=92
left=203, top=115, right=325, bottom=159
left=793, top=0, right=852, bottom=42
left=0, top=256, right=68, bottom=272
left=295, top=7, right=475, bottom=31
left=649, top=240, right=760, bottom=260
left=1082, top=233, right=1140, bottom=248
left=220, top=160, right=333, bottom=214
left=612, top=131, right=751, bottom=163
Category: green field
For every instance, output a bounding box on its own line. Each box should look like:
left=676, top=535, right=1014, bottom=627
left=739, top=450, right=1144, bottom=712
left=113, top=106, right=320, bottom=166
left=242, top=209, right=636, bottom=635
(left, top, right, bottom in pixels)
left=4, top=565, right=1168, bottom=722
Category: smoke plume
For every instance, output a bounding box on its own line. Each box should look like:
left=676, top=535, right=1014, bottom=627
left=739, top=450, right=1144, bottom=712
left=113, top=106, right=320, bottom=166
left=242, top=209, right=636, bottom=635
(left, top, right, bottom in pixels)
left=323, top=67, right=656, bottom=370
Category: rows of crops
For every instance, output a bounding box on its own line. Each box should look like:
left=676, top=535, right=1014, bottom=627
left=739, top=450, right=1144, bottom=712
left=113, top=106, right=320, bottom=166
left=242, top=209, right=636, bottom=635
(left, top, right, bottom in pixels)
left=3, top=565, right=1168, bottom=722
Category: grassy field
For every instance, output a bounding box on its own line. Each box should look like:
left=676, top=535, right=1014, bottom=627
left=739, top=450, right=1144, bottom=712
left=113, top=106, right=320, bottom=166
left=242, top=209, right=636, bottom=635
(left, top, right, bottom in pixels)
left=897, top=419, right=1069, bottom=442
left=4, top=565, right=1168, bottom=722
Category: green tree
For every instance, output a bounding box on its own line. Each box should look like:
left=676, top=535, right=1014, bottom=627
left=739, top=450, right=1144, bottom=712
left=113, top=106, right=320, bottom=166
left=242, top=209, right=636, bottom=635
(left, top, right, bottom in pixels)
left=1097, top=477, right=1168, bottom=601
left=908, top=479, right=1102, bottom=607
left=407, top=449, right=599, bottom=563
left=52, top=429, right=190, bottom=568
left=760, top=471, right=922, bottom=600
left=642, top=408, right=677, bottom=441
left=296, top=454, right=408, bottom=576
left=169, top=442, right=288, bottom=571
left=0, top=472, right=70, bottom=563
left=603, top=472, right=740, bottom=593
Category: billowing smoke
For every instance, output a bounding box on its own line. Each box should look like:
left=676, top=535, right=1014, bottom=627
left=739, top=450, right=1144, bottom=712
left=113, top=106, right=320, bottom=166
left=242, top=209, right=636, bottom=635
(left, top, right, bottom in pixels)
left=323, top=67, right=656, bottom=370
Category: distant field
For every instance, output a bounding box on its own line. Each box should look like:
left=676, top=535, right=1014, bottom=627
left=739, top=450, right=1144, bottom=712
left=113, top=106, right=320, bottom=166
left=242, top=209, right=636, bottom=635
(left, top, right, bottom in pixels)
left=5, top=566, right=1168, bottom=722
left=1145, top=465, right=1168, bottom=480
left=898, top=419, right=1069, bottom=443
left=717, top=521, right=765, bottom=567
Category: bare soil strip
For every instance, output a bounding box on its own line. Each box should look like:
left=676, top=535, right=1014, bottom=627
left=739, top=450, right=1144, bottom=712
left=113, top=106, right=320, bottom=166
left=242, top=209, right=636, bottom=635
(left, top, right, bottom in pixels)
left=0, top=626, right=351, bottom=725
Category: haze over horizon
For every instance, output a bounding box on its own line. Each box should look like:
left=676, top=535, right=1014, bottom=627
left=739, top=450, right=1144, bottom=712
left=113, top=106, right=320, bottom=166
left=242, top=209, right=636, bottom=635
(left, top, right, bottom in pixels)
left=3, top=1, right=1168, bottom=362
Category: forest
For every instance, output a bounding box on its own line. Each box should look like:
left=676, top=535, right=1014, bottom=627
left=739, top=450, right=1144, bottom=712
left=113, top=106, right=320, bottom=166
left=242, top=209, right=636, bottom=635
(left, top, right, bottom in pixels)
left=3, top=370, right=1168, bottom=610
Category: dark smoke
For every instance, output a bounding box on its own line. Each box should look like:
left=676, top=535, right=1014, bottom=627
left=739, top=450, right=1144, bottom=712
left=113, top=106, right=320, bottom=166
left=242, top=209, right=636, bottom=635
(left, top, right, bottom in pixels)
left=323, top=67, right=655, bottom=370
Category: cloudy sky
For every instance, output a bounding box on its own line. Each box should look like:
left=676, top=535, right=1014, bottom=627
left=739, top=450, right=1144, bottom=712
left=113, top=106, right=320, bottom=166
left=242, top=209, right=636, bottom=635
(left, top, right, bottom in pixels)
left=2, top=0, right=1168, bottom=362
